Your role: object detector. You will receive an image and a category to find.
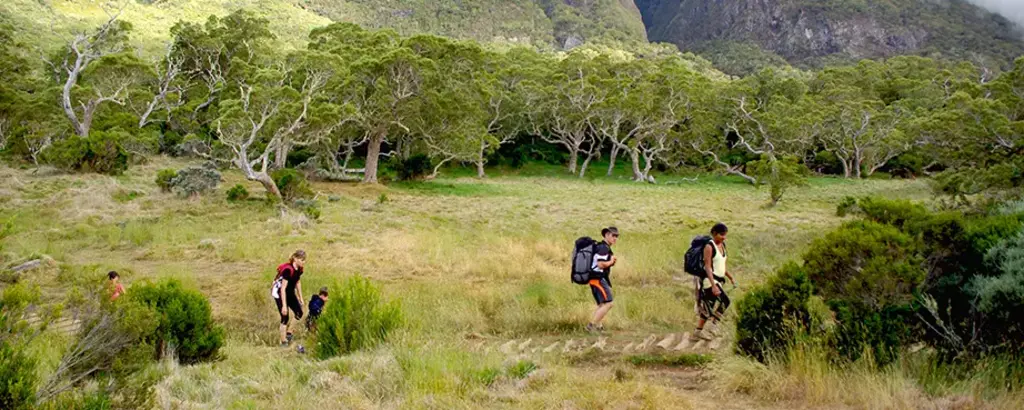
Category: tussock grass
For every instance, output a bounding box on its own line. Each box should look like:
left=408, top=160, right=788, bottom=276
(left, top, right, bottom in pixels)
left=717, top=344, right=1024, bottom=409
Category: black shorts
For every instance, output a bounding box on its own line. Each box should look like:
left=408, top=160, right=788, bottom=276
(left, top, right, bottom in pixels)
left=275, top=295, right=304, bottom=325
left=589, top=278, right=613, bottom=305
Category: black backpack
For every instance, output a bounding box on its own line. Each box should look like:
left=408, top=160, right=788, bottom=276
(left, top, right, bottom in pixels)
left=571, top=237, right=597, bottom=285
left=684, top=235, right=720, bottom=277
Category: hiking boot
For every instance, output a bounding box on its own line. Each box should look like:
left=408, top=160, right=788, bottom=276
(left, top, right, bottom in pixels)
left=286, top=333, right=294, bottom=343
left=586, top=323, right=599, bottom=333
left=706, top=322, right=721, bottom=338
left=691, top=329, right=714, bottom=342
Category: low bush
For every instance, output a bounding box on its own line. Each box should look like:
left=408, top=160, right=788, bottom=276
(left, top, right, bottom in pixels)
left=803, top=220, right=925, bottom=309
left=828, top=301, right=915, bottom=364
left=128, top=280, right=224, bottom=364
left=155, top=169, right=177, bottom=192
left=271, top=168, right=313, bottom=202
left=170, top=165, right=221, bottom=198
left=226, top=184, right=249, bottom=202
left=314, top=275, right=402, bottom=359
left=836, top=196, right=858, bottom=217
left=0, top=333, right=36, bottom=410
left=747, top=155, right=808, bottom=206
left=294, top=198, right=321, bottom=220
left=856, top=197, right=931, bottom=231
left=45, top=130, right=130, bottom=175
left=391, top=154, right=432, bottom=181
left=735, top=263, right=816, bottom=362
left=970, top=232, right=1024, bottom=355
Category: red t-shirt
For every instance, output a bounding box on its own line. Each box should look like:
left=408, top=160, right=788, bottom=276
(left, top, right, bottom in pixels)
left=111, top=283, right=125, bottom=300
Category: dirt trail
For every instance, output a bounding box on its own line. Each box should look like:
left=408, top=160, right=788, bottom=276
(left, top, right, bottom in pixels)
left=474, top=331, right=830, bottom=410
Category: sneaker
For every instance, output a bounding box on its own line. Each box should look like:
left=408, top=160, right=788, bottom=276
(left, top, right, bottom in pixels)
left=286, top=333, right=294, bottom=343
left=280, top=341, right=289, bottom=347
left=585, top=323, right=598, bottom=333
left=296, top=345, right=306, bottom=354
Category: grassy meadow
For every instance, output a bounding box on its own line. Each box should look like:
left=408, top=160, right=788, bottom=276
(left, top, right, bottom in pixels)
left=10, top=157, right=1018, bottom=409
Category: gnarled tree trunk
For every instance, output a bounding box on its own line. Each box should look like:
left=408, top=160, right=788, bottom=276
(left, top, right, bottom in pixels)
left=363, top=131, right=385, bottom=184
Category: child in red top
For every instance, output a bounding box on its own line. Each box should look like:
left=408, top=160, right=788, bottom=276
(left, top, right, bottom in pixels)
left=108, top=271, right=125, bottom=301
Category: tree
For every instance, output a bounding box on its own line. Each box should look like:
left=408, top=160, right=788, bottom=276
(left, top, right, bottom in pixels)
left=696, top=68, right=817, bottom=184
left=470, top=48, right=542, bottom=178
left=310, top=23, right=429, bottom=184
left=628, top=55, right=709, bottom=183
left=591, top=58, right=650, bottom=179
left=404, top=35, right=486, bottom=178
left=532, top=51, right=609, bottom=177
left=166, top=10, right=275, bottom=136
left=211, top=61, right=292, bottom=200
left=45, top=11, right=144, bottom=138
left=748, top=154, right=809, bottom=207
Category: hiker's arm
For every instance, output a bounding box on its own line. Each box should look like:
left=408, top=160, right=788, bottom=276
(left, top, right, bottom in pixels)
left=279, top=280, right=289, bottom=314
left=725, top=271, right=735, bottom=283
left=596, top=254, right=614, bottom=270
left=296, top=281, right=303, bottom=305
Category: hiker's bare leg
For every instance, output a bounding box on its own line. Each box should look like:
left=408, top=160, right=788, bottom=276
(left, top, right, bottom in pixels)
left=592, top=302, right=614, bottom=325
left=280, top=323, right=288, bottom=343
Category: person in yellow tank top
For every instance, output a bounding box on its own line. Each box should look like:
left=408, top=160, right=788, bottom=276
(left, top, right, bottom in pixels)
left=691, top=223, right=736, bottom=341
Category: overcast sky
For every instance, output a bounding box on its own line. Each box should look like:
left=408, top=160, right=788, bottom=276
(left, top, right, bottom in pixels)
left=968, top=0, right=1024, bottom=28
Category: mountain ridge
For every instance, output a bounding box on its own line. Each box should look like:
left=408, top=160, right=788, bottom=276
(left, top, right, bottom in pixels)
left=635, top=0, right=1024, bottom=74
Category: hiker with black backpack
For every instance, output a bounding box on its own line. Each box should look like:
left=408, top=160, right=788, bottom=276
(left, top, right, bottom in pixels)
left=571, top=227, right=619, bottom=333
left=683, top=223, right=736, bottom=341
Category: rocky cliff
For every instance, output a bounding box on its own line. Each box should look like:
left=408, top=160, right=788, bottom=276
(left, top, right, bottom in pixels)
left=636, top=0, right=1024, bottom=74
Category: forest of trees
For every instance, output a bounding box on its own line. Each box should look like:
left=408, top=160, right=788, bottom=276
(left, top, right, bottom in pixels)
left=1, top=9, right=1022, bottom=204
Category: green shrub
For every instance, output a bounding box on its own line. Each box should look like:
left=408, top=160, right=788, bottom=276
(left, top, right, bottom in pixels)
left=294, top=198, right=321, bottom=220
left=0, top=336, right=36, bottom=410
left=314, top=275, right=402, bottom=359
left=856, top=197, right=931, bottom=231
left=828, top=301, right=915, bottom=365
left=391, top=154, right=432, bottom=181
left=803, top=220, right=925, bottom=309
left=747, top=155, right=808, bottom=206
left=271, top=168, right=313, bottom=202
left=226, top=184, right=249, bottom=202
left=45, top=131, right=130, bottom=175
left=970, top=232, right=1024, bottom=355
left=128, top=280, right=224, bottom=364
left=155, top=169, right=177, bottom=192
left=169, top=166, right=221, bottom=198
left=836, top=196, right=858, bottom=217
left=735, top=263, right=816, bottom=362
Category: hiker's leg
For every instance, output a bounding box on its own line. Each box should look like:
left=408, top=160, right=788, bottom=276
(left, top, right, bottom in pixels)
left=592, top=301, right=614, bottom=324
left=277, top=298, right=289, bottom=343
left=589, top=279, right=614, bottom=326
left=714, top=290, right=730, bottom=321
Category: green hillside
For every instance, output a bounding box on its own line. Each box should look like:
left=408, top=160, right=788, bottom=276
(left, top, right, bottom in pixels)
left=0, top=0, right=648, bottom=56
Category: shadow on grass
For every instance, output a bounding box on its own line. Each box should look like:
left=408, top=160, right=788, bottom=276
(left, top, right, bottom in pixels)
left=391, top=181, right=507, bottom=197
